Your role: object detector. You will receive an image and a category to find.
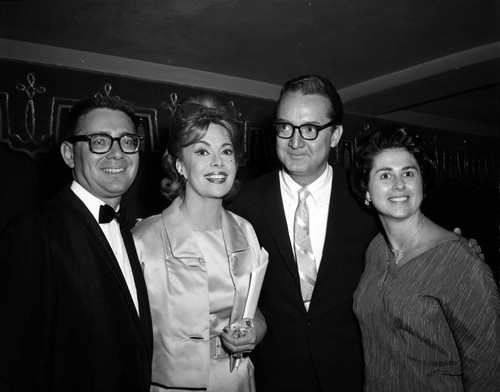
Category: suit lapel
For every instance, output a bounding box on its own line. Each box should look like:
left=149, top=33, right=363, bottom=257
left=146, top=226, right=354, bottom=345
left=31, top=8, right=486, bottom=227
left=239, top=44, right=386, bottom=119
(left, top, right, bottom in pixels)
left=314, top=167, right=351, bottom=286
left=258, top=172, right=300, bottom=286
left=59, top=187, right=120, bottom=265
left=59, top=187, right=152, bottom=350
left=121, top=227, right=153, bottom=352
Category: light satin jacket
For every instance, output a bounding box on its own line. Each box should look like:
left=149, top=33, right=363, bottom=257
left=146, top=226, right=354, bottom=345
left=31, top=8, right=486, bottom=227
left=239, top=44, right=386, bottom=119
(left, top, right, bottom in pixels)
left=132, top=197, right=264, bottom=390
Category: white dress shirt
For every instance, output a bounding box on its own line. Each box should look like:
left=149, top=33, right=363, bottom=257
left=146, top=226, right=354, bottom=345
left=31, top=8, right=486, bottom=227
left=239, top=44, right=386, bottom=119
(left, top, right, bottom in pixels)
left=279, top=165, right=333, bottom=270
left=70, top=181, right=139, bottom=314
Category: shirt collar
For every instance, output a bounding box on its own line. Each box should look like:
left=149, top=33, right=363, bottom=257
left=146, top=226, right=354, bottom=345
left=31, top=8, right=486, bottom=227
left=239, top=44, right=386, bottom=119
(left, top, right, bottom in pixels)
left=279, top=164, right=332, bottom=206
left=70, top=181, right=120, bottom=223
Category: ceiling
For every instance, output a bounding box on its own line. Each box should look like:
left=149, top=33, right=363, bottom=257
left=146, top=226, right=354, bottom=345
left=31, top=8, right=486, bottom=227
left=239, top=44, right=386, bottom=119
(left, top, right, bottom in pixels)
left=0, top=0, right=498, bottom=138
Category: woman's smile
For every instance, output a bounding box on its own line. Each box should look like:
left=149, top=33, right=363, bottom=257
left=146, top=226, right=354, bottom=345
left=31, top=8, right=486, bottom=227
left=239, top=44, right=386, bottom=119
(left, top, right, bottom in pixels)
left=204, top=172, right=228, bottom=183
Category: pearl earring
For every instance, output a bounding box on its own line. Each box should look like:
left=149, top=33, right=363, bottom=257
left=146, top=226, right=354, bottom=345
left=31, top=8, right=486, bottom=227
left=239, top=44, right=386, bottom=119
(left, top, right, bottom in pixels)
left=364, top=193, right=371, bottom=206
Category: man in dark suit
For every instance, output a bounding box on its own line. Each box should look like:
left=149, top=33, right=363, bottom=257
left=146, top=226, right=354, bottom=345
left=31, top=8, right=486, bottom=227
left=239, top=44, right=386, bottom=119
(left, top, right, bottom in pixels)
left=0, top=96, right=153, bottom=392
left=229, top=75, right=377, bottom=391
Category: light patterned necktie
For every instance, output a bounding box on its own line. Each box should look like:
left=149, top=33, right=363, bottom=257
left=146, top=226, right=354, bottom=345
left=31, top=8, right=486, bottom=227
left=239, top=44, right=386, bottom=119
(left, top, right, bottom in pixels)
left=294, top=187, right=317, bottom=310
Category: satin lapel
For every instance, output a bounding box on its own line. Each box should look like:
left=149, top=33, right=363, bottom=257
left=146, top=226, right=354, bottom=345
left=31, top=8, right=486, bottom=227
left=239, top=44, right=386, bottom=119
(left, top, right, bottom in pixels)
left=259, top=172, right=300, bottom=286
left=161, top=198, right=203, bottom=260
left=221, top=210, right=251, bottom=323
left=162, top=201, right=252, bottom=323
left=121, top=227, right=153, bottom=353
left=59, top=187, right=150, bottom=342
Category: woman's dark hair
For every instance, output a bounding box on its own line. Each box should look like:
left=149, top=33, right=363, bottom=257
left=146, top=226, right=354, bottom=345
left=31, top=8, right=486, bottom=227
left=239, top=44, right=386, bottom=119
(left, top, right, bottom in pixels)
left=161, top=94, right=243, bottom=201
left=351, top=124, right=436, bottom=206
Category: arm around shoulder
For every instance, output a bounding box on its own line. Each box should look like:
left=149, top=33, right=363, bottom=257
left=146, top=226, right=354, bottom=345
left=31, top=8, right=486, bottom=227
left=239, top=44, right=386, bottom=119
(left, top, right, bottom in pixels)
left=441, top=242, right=500, bottom=390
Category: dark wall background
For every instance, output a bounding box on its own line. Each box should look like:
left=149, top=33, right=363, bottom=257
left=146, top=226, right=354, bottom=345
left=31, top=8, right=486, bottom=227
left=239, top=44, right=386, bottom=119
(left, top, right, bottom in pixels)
left=1, top=59, right=498, bottom=279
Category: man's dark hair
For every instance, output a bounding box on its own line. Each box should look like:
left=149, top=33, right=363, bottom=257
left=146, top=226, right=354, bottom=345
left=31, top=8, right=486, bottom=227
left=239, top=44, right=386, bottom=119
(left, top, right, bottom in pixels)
left=65, top=96, right=137, bottom=138
left=277, top=75, right=343, bottom=125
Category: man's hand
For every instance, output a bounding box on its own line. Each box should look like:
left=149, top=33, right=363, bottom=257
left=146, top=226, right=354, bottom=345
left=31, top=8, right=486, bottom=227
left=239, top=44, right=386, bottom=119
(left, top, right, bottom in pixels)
left=453, top=228, right=484, bottom=261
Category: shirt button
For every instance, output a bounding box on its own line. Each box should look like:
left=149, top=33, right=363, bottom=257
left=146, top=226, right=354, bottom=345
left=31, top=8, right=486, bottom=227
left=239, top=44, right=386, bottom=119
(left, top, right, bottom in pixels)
left=199, top=258, right=205, bottom=266
left=305, top=320, right=312, bottom=327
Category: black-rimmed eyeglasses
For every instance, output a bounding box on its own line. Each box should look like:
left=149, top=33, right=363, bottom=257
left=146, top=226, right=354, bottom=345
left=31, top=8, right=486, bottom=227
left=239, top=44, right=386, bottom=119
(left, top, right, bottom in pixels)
left=274, top=121, right=335, bottom=141
left=67, top=133, right=143, bottom=154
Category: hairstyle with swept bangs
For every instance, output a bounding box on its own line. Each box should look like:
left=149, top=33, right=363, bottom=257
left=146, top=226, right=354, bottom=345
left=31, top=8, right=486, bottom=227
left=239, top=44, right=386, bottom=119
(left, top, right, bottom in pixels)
left=161, top=94, right=243, bottom=201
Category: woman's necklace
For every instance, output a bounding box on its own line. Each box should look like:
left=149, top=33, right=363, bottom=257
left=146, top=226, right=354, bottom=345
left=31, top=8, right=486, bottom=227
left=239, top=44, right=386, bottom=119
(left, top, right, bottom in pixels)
left=389, top=215, right=426, bottom=265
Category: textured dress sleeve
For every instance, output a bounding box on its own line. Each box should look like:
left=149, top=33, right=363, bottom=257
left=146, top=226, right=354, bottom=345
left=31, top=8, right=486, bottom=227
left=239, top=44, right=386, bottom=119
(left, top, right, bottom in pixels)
left=438, top=242, right=500, bottom=391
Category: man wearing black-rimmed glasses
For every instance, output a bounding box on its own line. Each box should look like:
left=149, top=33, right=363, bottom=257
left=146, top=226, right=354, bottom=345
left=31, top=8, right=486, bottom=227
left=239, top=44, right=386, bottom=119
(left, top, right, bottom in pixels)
left=229, top=75, right=377, bottom=392
left=0, top=96, right=152, bottom=392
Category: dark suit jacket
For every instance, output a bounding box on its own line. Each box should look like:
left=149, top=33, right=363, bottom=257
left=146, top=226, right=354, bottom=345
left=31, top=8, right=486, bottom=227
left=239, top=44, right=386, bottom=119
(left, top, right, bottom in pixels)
left=229, top=166, right=378, bottom=392
left=0, top=186, right=153, bottom=392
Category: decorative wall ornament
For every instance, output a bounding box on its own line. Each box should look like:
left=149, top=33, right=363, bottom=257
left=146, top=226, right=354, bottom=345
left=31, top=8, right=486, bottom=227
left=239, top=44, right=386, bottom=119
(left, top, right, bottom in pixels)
left=239, top=121, right=271, bottom=167
left=161, top=92, right=243, bottom=123
left=162, top=93, right=178, bottom=117
left=0, top=92, right=10, bottom=140
left=135, top=107, right=160, bottom=153
left=50, top=97, right=79, bottom=141
left=95, top=83, right=120, bottom=101
left=226, top=100, right=243, bottom=123
left=0, top=74, right=53, bottom=158
left=349, top=122, right=500, bottom=186
left=240, top=120, right=251, bottom=166
left=16, top=73, right=47, bottom=144
left=0, top=62, right=496, bottom=185
left=340, top=141, right=354, bottom=170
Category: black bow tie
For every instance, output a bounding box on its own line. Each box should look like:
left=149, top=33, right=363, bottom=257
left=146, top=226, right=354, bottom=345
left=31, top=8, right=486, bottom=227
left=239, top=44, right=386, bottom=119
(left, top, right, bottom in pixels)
left=98, top=204, right=126, bottom=224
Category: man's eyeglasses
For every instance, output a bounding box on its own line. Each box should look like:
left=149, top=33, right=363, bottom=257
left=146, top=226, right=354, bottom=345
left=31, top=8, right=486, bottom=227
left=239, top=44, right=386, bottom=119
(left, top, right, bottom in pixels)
left=67, top=133, right=143, bottom=154
left=274, top=121, right=335, bottom=141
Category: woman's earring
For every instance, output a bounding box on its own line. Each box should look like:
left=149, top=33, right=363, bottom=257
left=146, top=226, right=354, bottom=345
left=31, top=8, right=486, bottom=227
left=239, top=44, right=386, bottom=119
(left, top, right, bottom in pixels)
left=364, top=193, right=371, bottom=206
left=176, top=161, right=186, bottom=181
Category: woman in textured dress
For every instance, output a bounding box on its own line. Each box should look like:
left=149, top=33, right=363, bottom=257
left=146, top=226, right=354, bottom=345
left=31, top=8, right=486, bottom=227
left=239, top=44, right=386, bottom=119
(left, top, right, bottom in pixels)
left=351, top=125, right=500, bottom=392
left=132, top=95, right=267, bottom=392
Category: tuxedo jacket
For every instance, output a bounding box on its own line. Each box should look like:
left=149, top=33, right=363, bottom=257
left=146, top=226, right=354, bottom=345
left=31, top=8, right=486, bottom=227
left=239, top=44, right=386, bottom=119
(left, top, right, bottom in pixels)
left=229, top=166, right=377, bottom=392
left=0, top=186, right=153, bottom=392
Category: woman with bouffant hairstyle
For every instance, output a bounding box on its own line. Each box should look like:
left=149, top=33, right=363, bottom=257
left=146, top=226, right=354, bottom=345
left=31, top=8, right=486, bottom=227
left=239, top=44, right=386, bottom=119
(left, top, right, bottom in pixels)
left=160, top=95, right=243, bottom=202
left=133, top=94, right=268, bottom=392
